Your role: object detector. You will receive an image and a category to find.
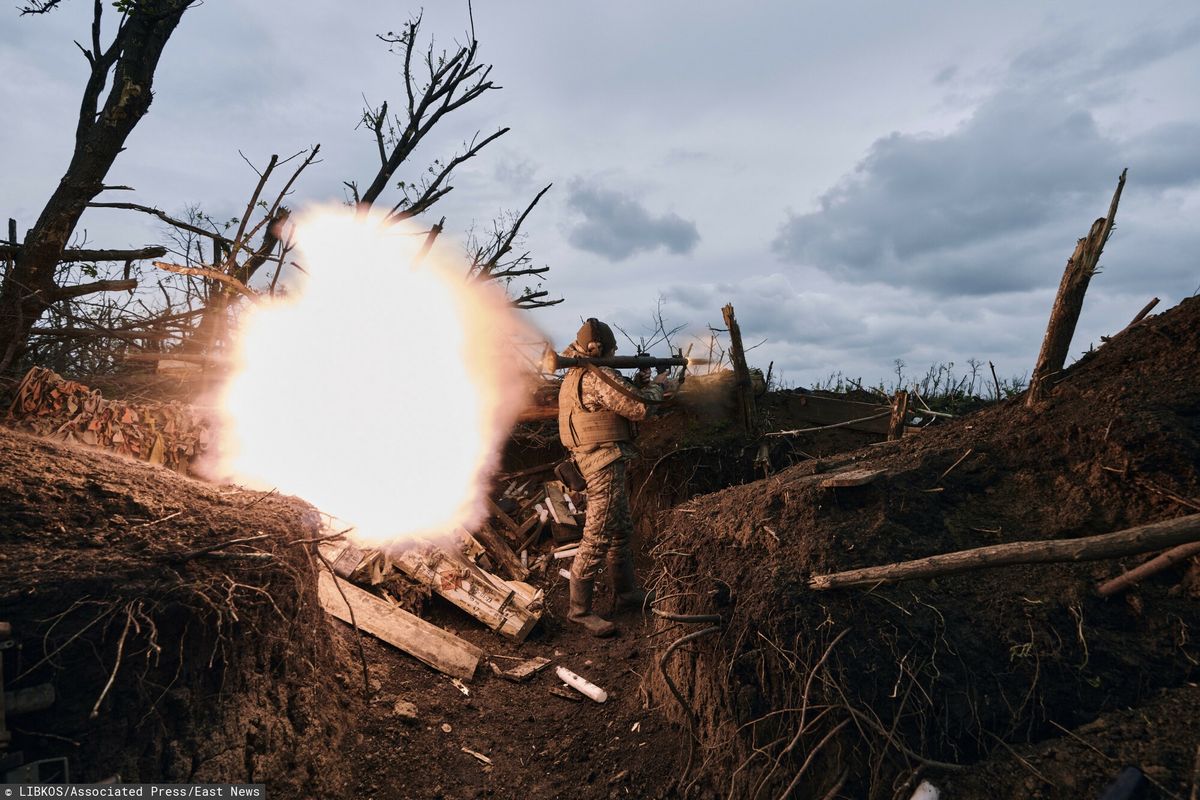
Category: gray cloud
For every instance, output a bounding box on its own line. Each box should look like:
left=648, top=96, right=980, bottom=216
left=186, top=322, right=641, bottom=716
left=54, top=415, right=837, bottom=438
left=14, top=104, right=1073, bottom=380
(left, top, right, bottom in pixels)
left=772, top=29, right=1200, bottom=298
left=564, top=179, right=699, bottom=261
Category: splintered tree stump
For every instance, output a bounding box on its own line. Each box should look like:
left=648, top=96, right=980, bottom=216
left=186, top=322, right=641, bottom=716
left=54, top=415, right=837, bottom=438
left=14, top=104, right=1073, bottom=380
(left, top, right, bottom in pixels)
left=809, top=513, right=1200, bottom=590
left=887, top=390, right=909, bottom=441
left=1027, top=169, right=1127, bottom=407
left=721, top=303, right=758, bottom=437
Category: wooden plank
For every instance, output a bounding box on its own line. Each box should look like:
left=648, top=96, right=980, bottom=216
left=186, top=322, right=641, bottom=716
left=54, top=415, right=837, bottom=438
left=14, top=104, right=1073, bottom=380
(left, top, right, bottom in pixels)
left=317, top=571, right=481, bottom=681
left=550, top=522, right=582, bottom=546
left=395, top=544, right=541, bottom=642
left=497, top=656, right=552, bottom=683
left=819, top=469, right=885, bottom=489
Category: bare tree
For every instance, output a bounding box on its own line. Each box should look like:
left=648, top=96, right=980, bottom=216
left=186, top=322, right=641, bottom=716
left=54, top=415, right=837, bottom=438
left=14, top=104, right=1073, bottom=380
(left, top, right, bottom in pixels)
left=345, top=13, right=560, bottom=308
left=0, top=0, right=198, bottom=372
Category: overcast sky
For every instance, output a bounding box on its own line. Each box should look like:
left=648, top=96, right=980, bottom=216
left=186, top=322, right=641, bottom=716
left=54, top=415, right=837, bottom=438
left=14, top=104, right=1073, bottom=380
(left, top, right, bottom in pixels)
left=3, top=1, right=1198, bottom=388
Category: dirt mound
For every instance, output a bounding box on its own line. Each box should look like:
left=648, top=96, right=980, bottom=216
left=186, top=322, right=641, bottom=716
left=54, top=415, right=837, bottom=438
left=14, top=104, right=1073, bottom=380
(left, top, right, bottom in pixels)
left=644, top=297, right=1200, bottom=798
left=0, top=429, right=351, bottom=793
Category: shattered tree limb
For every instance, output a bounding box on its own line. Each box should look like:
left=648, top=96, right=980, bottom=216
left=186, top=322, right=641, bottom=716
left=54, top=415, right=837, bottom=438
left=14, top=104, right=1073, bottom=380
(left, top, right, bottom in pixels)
left=809, top=512, right=1200, bottom=590
left=1027, top=169, right=1127, bottom=406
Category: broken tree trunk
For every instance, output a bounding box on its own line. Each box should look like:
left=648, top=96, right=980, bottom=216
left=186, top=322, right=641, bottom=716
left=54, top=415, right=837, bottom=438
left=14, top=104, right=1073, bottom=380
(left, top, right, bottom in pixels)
left=809, top=512, right=1200, bottom=590
left=1096, top=540, right=1200, bottom=598
left=1027, top=169, right=1127, bottom=406
left=317, top=570, right=482, bottom=680
left=887, top=390, right=909, bottom=441
left=722, top=303, right=758, bottom=437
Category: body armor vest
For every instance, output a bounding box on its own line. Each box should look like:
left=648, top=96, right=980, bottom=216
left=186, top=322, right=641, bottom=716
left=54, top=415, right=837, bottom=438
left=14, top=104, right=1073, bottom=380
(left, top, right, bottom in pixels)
left=558, top=368, right=632, bottom=449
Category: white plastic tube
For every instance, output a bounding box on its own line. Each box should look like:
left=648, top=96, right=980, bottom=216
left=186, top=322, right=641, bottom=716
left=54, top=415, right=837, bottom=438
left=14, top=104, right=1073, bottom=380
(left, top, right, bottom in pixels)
left=556, top=665, right=608, bottom=703
left=909, top=781, right=940, bottom=800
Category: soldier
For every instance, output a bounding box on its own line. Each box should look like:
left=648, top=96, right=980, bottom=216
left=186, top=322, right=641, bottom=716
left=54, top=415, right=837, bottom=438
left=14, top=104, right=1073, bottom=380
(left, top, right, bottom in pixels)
left=558, top=318, right=675, bottom=636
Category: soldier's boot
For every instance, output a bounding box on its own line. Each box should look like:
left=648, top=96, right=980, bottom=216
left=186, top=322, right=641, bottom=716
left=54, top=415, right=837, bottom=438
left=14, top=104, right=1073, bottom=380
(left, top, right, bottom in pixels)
left=568, top=577, right=617, bottom=637
left=610, top=558, right=655, bottom=614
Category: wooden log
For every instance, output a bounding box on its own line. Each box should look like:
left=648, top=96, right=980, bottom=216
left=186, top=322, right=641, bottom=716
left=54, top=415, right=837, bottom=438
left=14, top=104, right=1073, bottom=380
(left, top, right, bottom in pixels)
left=1096, top=540, right=1200, bottom=597
left=317, top=570, right=482, bottom=680
left=1027, top=169, right=1126, bottom=406
left=471, top=524, right=530, bottom=581
left=809, top=512, right=1200, bottom=590
left=887, top=390, right=909, bottom=441
left=722, top=303, right=758, bottom=437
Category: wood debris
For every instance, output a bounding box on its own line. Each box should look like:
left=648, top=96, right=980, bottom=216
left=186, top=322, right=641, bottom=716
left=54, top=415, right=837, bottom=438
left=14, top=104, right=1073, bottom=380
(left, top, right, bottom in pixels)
left=316, top=571, right=482, bottom=681
left=6, top=366, right=213, bottom=473
left=494, top=656, right=552, bottom=683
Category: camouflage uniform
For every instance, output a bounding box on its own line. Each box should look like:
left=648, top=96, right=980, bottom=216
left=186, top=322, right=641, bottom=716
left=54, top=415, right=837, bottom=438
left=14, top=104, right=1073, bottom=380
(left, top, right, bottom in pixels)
left=563, top=366, right=663, bottom=583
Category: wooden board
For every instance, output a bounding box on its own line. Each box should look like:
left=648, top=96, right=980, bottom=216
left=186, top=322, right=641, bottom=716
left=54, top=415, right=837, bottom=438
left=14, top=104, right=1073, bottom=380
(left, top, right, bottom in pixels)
left=819, top=469, right=885, bottom=488
left=498, top=656, right=552, bottom=683
left=317, top=570, right=482, bottom=681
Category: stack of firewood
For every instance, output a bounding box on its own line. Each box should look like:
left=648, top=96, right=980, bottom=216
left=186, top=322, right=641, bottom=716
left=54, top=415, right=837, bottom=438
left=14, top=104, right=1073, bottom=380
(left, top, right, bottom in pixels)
left=5, top=366, right=213, bottom=473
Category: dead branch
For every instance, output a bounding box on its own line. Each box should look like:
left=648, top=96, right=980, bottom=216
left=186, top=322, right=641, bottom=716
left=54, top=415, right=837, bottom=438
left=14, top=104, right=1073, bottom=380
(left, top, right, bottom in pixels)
left=810, top=513, right=1200, bottom=590
left=1102, top=297, right=1160, bottom=343
left=387, top=128, right=509, bottom=222
left=49, top=278, right=137, bottom=301
left=357, top=16, right=500, bottom=211
left=472, top=184, right=552, bottom=279
left=0, top=244, right=166, bottom=263
left=1096, top=540, right=1200, bottom=597
left=87, top=201, right=235, bottom=247
left=151, top=261, right=257, bottom=300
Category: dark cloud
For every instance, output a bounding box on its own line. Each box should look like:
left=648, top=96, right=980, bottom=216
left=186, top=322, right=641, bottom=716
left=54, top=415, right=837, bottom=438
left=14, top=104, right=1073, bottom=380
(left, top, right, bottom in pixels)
left=772, top=25, right=1200, bottom=297
left=564, top=179, right=699, bottom=261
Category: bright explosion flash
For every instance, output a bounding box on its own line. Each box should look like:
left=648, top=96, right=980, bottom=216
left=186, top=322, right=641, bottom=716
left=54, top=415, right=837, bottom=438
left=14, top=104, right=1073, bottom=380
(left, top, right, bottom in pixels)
left=216, top=207, right=536, bottom=546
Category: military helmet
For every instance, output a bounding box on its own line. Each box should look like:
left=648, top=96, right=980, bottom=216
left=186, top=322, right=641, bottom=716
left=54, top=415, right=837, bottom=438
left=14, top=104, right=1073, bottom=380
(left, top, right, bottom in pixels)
left=576, top=318, right=617, bottom=356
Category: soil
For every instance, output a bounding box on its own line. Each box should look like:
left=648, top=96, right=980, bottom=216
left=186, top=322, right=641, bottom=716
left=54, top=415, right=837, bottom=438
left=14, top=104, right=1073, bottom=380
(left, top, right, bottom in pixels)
left=643, top=296, right=1200, bottom=798
left=0, top=429, right=350, bottom=793
left=1, top=296, right=1196, bottom=799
